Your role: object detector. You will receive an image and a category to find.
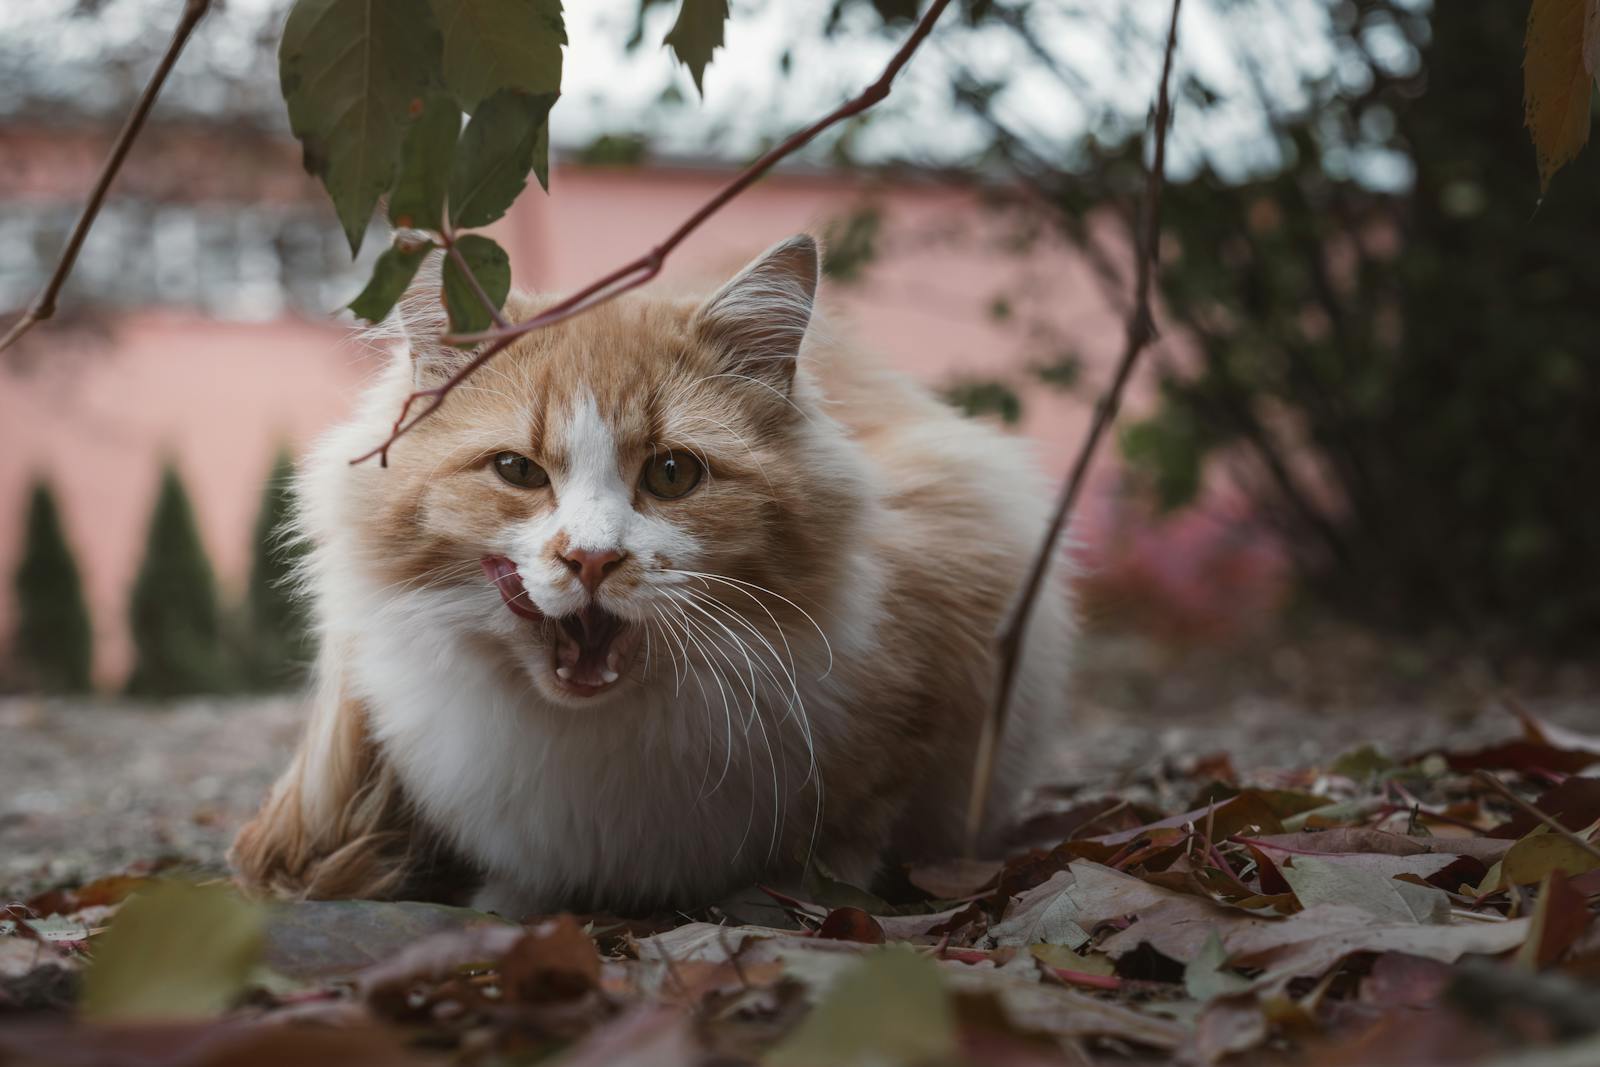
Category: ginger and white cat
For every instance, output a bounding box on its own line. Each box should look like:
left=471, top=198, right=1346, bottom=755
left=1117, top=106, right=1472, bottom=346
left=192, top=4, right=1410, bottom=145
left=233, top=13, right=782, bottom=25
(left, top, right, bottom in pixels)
left=232, top=235, right=1073, bottom=916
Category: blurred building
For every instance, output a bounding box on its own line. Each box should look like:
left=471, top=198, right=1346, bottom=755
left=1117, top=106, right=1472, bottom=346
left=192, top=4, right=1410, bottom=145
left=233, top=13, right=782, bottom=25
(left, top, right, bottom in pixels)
left=0, top=34, right=1284, bottom=687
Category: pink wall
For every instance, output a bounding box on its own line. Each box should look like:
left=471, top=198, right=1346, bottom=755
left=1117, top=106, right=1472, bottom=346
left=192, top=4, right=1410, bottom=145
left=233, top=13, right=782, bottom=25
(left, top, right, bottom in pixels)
left=2, top=158, right=1275, bottom=686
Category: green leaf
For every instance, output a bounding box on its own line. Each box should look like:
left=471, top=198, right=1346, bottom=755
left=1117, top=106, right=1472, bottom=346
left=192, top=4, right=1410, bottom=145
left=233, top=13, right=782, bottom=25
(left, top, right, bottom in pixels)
left=442, top=233, right=511, bottom=337
left=530, top=116, right=552, bottom=192
left=427, top=0, right=565, bottom=112
left=943, top=378, right=1022, bottom=425
left=279, top=0, right=443, bottom=255
left=1329, top=743, right=1396, bottom=782
left=1120, top=413, right=1204, bottom=511
left=766, top=948, right=956, bottom=1067
left=664, top=0, right=729, bottom=96
left=389, top=96, right=460, bottom=232
left=81, top=881, right=264, bottom=1021
left=349, top=240, right=436, bottom=323
left=448, top=89, right=558, bottom=228
left=1183, top=930, right=1252, bottom=1002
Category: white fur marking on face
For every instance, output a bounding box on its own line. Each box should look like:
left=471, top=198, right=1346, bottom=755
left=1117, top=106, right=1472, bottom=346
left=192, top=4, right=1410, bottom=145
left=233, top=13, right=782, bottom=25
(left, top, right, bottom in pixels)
left=553, top=389, right=630, bottom=553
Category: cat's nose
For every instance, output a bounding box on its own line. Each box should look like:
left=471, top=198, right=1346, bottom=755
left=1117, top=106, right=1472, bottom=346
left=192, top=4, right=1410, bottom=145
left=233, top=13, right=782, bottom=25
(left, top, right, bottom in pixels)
left=562, top=546, right=626, bottom=593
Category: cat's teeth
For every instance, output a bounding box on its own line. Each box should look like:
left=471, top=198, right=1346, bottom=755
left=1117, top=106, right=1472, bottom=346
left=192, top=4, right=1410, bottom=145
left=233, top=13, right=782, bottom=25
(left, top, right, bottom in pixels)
left=555, top=666, right=572, bottom=680
left=601, top=669, right=620, bottom=684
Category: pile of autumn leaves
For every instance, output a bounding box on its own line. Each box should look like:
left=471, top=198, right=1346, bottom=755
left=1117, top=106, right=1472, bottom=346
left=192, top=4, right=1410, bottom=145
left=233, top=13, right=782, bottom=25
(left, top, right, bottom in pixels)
left=3, top=708, right=1600, bottom=1066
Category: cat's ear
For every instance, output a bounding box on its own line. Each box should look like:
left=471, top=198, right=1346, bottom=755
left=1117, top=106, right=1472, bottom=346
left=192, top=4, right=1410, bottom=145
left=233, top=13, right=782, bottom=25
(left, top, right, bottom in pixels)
left=691, top=235, right=819, bottom=390
left=392, top=249, right=462, bottom=382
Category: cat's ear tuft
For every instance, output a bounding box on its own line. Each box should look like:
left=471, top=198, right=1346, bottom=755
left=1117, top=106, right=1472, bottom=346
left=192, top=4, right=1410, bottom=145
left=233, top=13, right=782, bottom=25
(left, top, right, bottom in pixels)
left=692, top=234, right=819, bottom=390
left=391, top=248, right=460, bottom=382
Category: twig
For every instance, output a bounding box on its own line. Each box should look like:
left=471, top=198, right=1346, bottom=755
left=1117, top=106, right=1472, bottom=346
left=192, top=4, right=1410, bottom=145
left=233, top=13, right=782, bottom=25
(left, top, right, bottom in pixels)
left=0, top=0, right=212, bottom=355
left=1473, top=770, right=1600, bottom=864
left=351, top=0, right=954, bottom=465
left=964, top=0, right=1184, bottom=852
left=1042, top=964, right=1125, bottom=993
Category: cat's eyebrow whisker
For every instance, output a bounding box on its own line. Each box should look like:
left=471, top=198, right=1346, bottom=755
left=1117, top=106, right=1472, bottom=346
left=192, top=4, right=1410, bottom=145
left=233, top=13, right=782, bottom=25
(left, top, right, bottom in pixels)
left=689, top=371, right=817, bottom=426
left=668, top=413, right=776, bottom=494
left=666, top=569, right=834, bottom=678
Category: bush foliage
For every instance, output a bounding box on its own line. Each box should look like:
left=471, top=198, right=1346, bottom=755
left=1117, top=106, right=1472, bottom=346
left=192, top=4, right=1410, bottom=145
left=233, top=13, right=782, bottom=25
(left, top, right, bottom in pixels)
left=1053, top=4, right=1600, bottom=646
left=126, top=465, right=232, bottom=697
left=11, top=480, right=93, bottom=693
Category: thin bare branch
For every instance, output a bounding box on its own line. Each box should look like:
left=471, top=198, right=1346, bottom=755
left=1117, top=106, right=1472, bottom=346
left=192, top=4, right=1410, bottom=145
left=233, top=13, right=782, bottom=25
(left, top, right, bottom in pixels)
left=0, top=0, right=212, bottom=356
left=351, top=0, right=955, bottom=466
left=1474, top=770, right=1600, bottom=866
left=964, top=0, right=1184, bottom=853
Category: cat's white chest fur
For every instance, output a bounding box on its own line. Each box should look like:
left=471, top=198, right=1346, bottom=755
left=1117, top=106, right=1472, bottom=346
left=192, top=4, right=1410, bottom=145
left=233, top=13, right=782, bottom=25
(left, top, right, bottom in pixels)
left=346, top=583, right=840, bottom=916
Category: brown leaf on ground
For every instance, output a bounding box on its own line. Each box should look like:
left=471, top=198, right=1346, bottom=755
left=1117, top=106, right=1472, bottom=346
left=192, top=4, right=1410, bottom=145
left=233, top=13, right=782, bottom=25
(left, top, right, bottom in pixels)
left=0, top=1020, right=443, bottom=1067
left=1246, top=828, right=1515, bottom=865
left=1358, top=951, right=1455, bottom=1009
left=905, top=858, right=1002, bottom=900
left=815, top=907, right=887, bottom=945
left=499, top=915, right=603, bottom=1002
left=357, top=923, right=525, bottom=1017
left=1194, top=996, right=1268, bottom=1064
left=1516, top=870, right=1592, bottom=969
left=1489, top=777, right=1600, bottom=839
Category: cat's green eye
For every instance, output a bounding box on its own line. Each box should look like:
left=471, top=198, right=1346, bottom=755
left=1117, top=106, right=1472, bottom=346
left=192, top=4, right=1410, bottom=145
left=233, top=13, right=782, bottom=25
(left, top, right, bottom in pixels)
left=641, top=452, right=703, bottom=500
left=494, top=452, right=549, bottom=489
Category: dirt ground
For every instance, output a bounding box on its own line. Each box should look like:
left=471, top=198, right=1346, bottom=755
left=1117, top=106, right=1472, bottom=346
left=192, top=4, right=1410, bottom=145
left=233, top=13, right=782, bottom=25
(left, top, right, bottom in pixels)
left=3, top=630, right=1595, bottom=901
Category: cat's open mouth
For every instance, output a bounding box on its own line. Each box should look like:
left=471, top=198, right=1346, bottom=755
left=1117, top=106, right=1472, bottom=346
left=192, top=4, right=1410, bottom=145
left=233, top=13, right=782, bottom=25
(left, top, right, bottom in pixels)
left=550, top=605, right=640, bottom=697
left=480, top=556, right=638, bottom=697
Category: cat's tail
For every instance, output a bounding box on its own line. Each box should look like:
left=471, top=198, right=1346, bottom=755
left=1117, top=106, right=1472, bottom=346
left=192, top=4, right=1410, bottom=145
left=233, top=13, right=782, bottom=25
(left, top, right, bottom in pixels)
left=229, top=662, right=467, bottom=901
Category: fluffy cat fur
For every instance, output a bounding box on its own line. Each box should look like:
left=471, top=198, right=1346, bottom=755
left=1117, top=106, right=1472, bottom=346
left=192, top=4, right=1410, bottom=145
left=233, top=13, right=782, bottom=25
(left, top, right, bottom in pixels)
left=231, top=235, right=1073, bottom=916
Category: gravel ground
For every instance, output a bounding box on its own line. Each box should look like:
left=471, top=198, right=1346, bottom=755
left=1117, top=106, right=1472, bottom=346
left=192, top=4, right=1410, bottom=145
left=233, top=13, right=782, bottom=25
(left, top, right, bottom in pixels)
left=3, top=633, right=1595, bottom=901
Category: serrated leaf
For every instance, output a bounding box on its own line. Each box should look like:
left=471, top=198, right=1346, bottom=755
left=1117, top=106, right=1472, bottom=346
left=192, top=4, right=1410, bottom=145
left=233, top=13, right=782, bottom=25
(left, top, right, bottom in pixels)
left=442, top=233, right=511, bottom=337
left=427, top=0, right=565, bottom=112
left=279, top=0, right=443, bottom=254
left=1524, top=0, right=1596, bottom=191
left=448, top=89, right=557, bottom=228
left=388, top=96, right=460, bottom=232
left=664, top=0, right=728, bottom=96
left=349, top=240, right=435, bottom=323
left=81, top=881, right=264, bottom=1021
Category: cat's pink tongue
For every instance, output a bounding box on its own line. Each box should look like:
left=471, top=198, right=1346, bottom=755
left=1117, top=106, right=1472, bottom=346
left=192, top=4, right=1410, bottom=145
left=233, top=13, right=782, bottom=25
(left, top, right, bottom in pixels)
left=480, top=556, right=544, bottom=621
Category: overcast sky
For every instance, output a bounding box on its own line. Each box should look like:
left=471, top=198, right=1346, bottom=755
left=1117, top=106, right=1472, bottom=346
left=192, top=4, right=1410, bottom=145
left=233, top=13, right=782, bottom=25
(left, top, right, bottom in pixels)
left=0, top=0, right=1417, bottom=185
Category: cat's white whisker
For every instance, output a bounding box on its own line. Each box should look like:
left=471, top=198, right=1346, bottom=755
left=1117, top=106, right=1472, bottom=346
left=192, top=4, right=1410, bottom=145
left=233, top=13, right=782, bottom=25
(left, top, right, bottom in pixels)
left=681, top=586, right=819, bottom=801
left=670, top=602, right=787, bottom=864
left=667, top=569, right=835, bottom=678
